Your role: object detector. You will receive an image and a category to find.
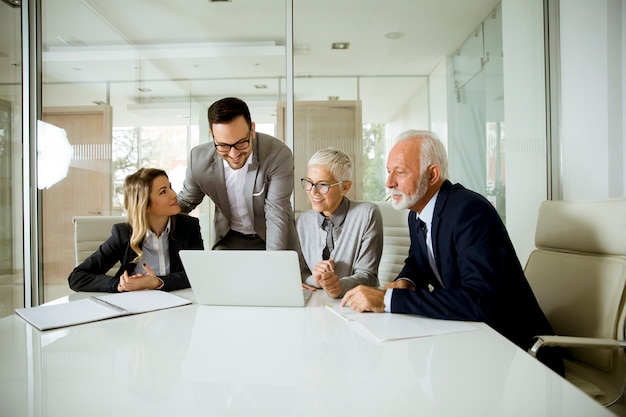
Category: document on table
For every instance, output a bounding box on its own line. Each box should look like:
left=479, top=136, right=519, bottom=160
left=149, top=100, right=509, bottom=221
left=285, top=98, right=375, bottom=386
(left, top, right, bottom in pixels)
left=324, top=302, right=477, bottom=342
left=15, top=290, right=192, bottom=331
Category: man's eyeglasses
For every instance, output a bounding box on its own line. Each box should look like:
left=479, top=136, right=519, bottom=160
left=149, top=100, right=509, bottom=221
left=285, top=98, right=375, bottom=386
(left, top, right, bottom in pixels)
left=301, top=178, right=342, bottom=195
left=214, top=132, right=251, bottom=153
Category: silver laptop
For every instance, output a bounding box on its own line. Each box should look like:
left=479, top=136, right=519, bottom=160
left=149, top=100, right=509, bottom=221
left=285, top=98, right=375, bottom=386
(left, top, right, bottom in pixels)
left=179, top=250, right=311, bottom=307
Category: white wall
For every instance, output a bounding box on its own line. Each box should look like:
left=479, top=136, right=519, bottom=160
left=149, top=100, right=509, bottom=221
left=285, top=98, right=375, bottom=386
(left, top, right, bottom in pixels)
left=501, top=0, right=625, bottom=263
left=384, top=80, right=430, bottom=145
left=501, top=0, right=548, bottom=264
left=559, top=0, right=625, bottom=199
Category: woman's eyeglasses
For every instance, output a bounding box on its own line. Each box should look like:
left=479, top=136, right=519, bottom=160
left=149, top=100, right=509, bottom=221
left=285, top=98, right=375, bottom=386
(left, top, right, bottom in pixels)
left=300, top=178, right=342, bottom=195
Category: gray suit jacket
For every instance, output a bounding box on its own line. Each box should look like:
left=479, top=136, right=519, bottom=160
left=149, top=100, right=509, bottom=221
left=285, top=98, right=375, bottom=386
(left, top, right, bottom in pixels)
left=178, top=132, right=296, bottom=250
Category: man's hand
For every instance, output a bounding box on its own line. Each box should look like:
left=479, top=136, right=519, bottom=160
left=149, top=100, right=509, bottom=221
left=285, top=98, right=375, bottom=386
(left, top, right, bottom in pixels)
left=383, top=279, right=416, bottom=290
left=341, top=285, right=386, bottom=313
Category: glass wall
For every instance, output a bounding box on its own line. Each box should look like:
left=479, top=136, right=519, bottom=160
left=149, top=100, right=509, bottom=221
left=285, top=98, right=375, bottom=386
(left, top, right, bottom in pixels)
left=449, top=3, right=505, bottom=220
left=20, top=0, right=526, bottom=306
left=37, top=0, right=289, bottom=303
left=0, top=0, right=24, bottom=317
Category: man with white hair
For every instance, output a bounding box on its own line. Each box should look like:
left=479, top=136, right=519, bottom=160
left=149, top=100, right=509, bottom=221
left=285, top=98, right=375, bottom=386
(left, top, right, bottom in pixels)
left=342, top=129, right=563, bottom=375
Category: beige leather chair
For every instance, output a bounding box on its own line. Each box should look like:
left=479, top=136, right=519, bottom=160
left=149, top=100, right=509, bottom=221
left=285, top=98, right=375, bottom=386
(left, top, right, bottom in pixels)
left=525, top=199, right=626, bottom=409
left=73, top=215, right=127, bottom=274
left=373, top=201, right=411, bottom=288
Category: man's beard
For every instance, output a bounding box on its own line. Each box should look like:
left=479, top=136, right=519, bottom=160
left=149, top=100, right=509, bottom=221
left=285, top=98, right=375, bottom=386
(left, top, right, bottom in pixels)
left=386, top=172, right=429, bottom=210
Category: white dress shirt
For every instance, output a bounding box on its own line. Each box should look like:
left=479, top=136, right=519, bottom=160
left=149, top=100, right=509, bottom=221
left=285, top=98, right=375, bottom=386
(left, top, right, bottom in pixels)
left=384, top=190, right=442, bottom=312
left=133, top=218, right=171, bottom=276
left=224, top=153, right=255, bottom=235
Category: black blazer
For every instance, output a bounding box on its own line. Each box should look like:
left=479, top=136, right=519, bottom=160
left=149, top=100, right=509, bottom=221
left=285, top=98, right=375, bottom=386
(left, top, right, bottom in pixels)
left=392, top=180, right=562, bottom=373
left=68, top=214, right=204, bottom=292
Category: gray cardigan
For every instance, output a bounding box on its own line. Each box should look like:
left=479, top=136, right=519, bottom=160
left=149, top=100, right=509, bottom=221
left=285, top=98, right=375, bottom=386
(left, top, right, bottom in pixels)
left=296, top=199, right=383, bottom=297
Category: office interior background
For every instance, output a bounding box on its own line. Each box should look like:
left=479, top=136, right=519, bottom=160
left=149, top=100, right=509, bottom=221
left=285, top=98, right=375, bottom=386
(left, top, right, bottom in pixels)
left=0, top=0, right=624, bottom=316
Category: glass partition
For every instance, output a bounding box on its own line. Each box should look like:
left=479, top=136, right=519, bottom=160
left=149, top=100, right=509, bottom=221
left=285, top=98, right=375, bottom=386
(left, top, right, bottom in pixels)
left=449, top=3, right=505, bottom=220
left=34, top=0, right=523, bottom=303
left=40, top=0, right=287, bottom=301
left=0, top=0, right=23, bottom=317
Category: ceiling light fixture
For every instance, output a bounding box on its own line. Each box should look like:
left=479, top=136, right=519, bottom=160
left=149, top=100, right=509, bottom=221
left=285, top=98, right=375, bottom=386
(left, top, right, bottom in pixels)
left=294, top=44, right=311, bottom=55
left=331, top=42, right=349, bottom=50
left=384, top=31, right=404, bottom=40
left=138, top=87, right=152, bottom=93
left=254, top=84, right=268, bottom=89
left=1, top=0, right=21, bottom=7
left=57, top=35, right=85, bottom=46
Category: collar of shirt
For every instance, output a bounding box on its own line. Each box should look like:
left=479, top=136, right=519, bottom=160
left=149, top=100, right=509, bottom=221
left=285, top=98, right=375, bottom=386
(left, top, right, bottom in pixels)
left=134, top=218, right=172, bottom=276
left=415, top=189, right=440, bottom=228
left=145, top=217, right=172, bottom=240
left=317, top=196, right=350, bottom=229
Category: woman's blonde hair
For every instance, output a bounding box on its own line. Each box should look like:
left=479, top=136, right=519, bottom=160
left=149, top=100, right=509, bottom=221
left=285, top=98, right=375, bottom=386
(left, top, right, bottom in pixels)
left=123, top=168, right=168, bottom=262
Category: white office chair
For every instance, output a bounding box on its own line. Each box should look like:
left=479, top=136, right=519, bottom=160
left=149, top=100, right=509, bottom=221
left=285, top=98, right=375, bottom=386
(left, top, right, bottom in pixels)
left=73, top=215, right=127, bottom=274
left=373, top=201, right=410, bottom=288
left=525, top=198, right=626, bottom=410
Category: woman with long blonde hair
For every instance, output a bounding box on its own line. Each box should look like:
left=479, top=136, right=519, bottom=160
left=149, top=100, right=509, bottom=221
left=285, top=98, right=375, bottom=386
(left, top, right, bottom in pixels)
left=69, top=168, right=204, bottom=292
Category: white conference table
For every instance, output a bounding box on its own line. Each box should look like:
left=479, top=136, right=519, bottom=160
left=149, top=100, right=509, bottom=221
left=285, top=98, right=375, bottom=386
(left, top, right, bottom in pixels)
left=0, top=289, right=614, bottom=417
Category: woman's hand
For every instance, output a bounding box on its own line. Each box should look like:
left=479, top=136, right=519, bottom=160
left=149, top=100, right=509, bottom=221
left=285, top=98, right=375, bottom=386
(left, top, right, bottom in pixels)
left=117, top=264, right=163, bottom=292
left=312, top=259, right=342, bottom=298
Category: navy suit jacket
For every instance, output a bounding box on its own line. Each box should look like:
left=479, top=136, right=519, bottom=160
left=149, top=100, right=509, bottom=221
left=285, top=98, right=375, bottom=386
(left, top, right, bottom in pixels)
left=68, top=214, right=204, bottom=292
left=392, top=180, right=560, bottom=372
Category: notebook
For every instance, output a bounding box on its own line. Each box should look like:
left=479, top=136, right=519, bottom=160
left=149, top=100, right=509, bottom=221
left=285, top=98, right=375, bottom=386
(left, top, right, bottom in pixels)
left=15, top=291, right=192, bottom=331
left=179, top=250, right=311, bottom=307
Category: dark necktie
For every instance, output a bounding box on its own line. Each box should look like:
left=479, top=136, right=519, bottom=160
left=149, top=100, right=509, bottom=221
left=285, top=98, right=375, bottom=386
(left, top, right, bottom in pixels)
left=416, top=218, right=438, bottom=287
left=322, top=217, right=334, bottom=260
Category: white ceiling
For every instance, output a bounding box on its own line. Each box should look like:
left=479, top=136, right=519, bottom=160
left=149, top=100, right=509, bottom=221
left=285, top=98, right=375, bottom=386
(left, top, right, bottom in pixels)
left=0, top=0, right=500, bottom=125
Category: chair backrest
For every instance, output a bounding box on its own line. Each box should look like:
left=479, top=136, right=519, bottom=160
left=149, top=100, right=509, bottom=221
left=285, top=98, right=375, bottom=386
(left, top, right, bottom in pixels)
left=373, top=201, right=411, bottom=288
left=73, top=215, right=127, bottom=271
left=524, top=199, right=626, bottom=373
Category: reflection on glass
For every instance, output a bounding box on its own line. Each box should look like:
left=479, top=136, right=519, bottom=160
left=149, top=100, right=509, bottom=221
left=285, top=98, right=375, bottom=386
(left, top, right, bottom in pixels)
left=37, top=121, right=73, bottom=190
left=38, top=0, right=511, bottom=304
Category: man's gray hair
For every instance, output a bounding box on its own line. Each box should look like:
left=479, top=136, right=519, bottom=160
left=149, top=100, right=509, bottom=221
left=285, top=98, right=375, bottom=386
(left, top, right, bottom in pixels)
left=396, top=130, right=449, bottom=180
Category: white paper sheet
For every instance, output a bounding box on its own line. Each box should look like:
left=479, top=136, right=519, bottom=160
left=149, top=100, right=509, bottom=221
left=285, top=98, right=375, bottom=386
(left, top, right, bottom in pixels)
left=324, top=302, right=478, bottom=342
